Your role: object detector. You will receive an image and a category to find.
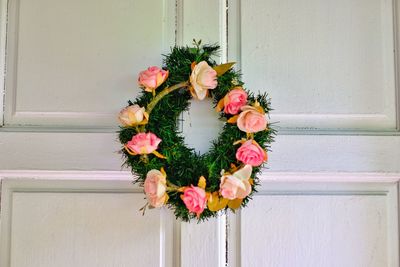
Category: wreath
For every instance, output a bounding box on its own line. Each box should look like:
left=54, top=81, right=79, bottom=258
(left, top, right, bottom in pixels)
left=118, top=41, right=275, bottom=222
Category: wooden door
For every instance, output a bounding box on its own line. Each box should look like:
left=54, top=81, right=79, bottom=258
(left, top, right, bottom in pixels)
left=1, top=0, right=399, bottom=267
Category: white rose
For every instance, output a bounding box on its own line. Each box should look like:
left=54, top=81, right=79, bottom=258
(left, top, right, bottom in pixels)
left=189, top=61, right=218, bottom=100
left=118, top=104, right=148, bottom=126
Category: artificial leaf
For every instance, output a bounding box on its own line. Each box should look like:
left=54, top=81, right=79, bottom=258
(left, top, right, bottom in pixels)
left=124, top=145, right=137, bottom=156
left=213, top=62, right=235, bottom=76
left=215, top=98, right=225, bottom=112
left=160, top=167, right=167, bottom=177
left=198, top=176, right=207, bottom=189
left=152, top=150, right=167, bottom=159
left=227, top=115, right=239, bottom=124
left=208, top=192, right=229, bottom=211
left=178, top=187, right=186, bottom=193
left=228, top=198, right=243, bottom=210
left=191, top=61, right=197, bottom=71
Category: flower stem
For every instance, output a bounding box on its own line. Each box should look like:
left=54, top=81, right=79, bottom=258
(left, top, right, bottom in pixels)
left=146, top=81, right=189, bottom=115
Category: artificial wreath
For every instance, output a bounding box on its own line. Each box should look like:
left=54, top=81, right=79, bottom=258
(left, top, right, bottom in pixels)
left=118, top=41, right=275, bottom=222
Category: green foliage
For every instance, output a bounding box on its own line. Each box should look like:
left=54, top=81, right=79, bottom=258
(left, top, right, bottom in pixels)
left=118, top=43, right=275, bottom=222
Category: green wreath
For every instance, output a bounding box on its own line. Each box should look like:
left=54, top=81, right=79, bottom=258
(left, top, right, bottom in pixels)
left=118, top=41, right=275, bottom=222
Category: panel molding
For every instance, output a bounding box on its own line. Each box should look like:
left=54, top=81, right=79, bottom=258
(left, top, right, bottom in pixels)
left=0, top=0, right=7, bottom=126
left=0, top=178, right=179, bottom=267
left=227, top=175, right=400, bottom=267
left=394, top=0, right=400, bottom=130
left=2, top=0, right=176, bottom=127
left=2, top=170, right=400, bottom=183
left=1, top=172, right=399, bottom=267
left=228, top=0, right=400, bottom=132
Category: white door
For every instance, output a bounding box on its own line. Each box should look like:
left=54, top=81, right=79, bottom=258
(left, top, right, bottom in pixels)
left=0, top=0, right=399, bottom=267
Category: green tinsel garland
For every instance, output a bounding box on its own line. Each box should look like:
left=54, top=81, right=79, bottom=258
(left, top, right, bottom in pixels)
left=118, top=42, right=275, bottom=222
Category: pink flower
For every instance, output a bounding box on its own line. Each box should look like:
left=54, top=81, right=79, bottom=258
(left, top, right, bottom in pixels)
left=220, top=165, right=252, bottom=200
left=181, top=186, right=207, bottom=217
left=144, top=169, right=168, bottom=208
left=138, top=66, right=169, bottom=92
left=236, top=140, right=267, bottom=166
left=118, top=104, right=148, bottom=126
left=190, top=61, right=218, bottom=100
left=223, top=87, right=248, bottom=114
left=237, top=105, right=267, bottom=133
left=126, top=132, right=161, bottom=154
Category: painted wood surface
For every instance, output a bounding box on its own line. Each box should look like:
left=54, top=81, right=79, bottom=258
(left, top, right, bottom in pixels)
left=0, top=180, right=176, bottom=267
left=3, top=0, right=174, bottom=127
left=0, top=0, right=399, bottom=266
left=242, top=194, right=391, bottom=266
left=236, top=0, right=397, bottom=130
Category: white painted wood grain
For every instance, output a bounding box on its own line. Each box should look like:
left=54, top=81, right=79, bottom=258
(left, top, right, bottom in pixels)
left=242, top=195, right=389, bottom=267
left=1, top=131, right=399, bottom=172
left=3, top=0, right=175, bottom=127
left=0, top=1, right=399, bottom=267
left=0, top=179, right=177, bottom=267
left=228, top=182, right=399, bottom=267
left=0, top=0, right=7, bottom=126
left=180, top=218, right=221, bottom=267
left=178, top=4, right=228, bottom=266
left=232, top=0, right=397, bottom=130
left=182, top=99, right=225, bottom=154
left=178, top=0, right=221, bottom=46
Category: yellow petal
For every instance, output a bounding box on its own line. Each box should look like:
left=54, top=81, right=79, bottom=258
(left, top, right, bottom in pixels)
left=163, top=193, right=169, bottom=204
left=124, top=145, right=137, bottom=156
left=178, top=187, right=186, bottom=193
left=213, top=62, right=236, bottom=76
left=208, top=192, right=229, bottom=212
left=227, top=115, right=239, bottom=124
left=228, top=198, right=243, bottom=210
left=143, top=111, right=149, bottom=121
left=160, top=167, right=167, bottom=177
left=198, top=176, right=207, bottom=189
left=215, top=97, right=225, bottom=112
left=233, top=139, right=245, bottom=145
left=152, top=150, right=167, bottom=159
left=191, top=61, right=197, bottom=71
left=230, top=163, right=238, bottom=172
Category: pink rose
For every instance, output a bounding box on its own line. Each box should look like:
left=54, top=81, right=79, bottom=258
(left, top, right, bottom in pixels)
left=138, top=66, right=169, bottom=92
left=126, top=132, right=161, bottom=154
left=237, top=105, right=267, bottom=133
left=220, top=165, right=252, bottom=200
left=223, top=87, right=248, bottom=114
left=144, top=169, right=168, bottom=208
left=181, top=186, right=207, bottom=217
left=236, top=140, right=267, bottom=166
left=190, top=61, right=218, bottom=100
left=118, top=104, right=148, bottom=126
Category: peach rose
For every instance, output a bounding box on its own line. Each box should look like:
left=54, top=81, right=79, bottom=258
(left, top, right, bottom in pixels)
left=190, top=61, right=218, bottom=100
left=236, top=140, right=267, bottom=166
left=181, top=186, right=207, bottom=217
left=138, top=66, right=168, bottom=92
left=126, top=132, right=161, bottom=154
left=220, top=165, right=252, bottom=200
left=144, top=169, right=168, bottom=208
left=237, top=105, right=267, bottom=133
left=118, top=104, right=148, bottom=126
left=223, top=87, right=248, bottom=114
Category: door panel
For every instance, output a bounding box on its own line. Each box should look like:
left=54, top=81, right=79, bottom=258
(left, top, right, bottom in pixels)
left=0, top=0, right=399, bottom=266
left=235, top=182, right=398, bottom=267
left=0, top=179, right=176, bottom=267
left=235, top=0, right=397, bottom=130
left=4, top=0, right=174, bottom=127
